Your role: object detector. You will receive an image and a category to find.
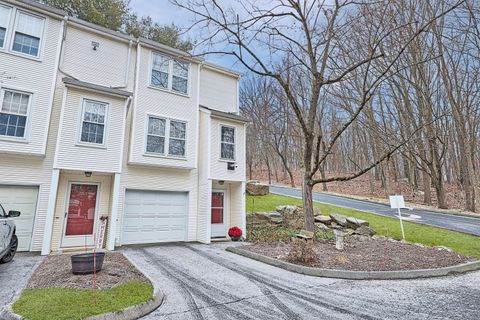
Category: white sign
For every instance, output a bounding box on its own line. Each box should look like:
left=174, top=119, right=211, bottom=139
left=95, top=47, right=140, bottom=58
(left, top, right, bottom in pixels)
left=389, top=195, right=406, bottom=209
left=96, top=217, right=108, bottom=249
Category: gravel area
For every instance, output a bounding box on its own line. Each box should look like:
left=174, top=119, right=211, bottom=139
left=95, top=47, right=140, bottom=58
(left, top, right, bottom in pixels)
left=243, top=239, right=474, bottom=271
left=27, top=252, right=150, bottom=290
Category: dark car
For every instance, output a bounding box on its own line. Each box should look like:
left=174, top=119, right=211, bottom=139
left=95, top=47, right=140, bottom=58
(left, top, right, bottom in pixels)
left=0, top=204, right=20, bottom=263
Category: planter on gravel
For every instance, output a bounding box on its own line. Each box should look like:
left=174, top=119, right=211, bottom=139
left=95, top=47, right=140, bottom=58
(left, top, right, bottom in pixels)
left=71, top=252, right=105, bottom=275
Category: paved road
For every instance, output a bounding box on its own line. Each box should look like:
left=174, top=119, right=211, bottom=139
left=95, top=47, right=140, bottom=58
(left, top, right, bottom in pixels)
left=270, top=186, right=480, bottom=236
left=124, top=243, right=480, bottom=320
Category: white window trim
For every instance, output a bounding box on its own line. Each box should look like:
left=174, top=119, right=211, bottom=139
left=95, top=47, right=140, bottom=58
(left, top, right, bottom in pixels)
left=149, top=51, right=190, bottom=97
left=0, top=87, right=32, bottom=142
left=77, top=98, right=109, bottom=148
left=0, top=4, right=12, bottom=50
left=219, top=124, right=236, bottom=162
left=0, top=5, right=46, bottom=61
left=144, top=114, right=188, bottom=159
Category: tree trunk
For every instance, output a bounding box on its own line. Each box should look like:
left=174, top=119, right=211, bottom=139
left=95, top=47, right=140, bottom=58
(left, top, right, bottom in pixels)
left=302, top=173, right=315, bottom=232
left=423, top=172, right=432, bottom=205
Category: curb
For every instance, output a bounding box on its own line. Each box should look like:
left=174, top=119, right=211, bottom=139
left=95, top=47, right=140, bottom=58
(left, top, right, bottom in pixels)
left=226, top=246, right=480, bottom=280
left=0, top=289, right=164, bottom=320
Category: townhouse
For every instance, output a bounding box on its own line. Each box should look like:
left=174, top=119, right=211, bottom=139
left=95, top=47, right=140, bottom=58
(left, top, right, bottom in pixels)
left=0, top=0, right=246, bottom=255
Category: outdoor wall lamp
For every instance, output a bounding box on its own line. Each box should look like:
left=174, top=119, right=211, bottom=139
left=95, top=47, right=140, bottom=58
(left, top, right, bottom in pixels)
left=84, top=171, right=92, bottom=177
left=219, top=180, right=225, bottom=185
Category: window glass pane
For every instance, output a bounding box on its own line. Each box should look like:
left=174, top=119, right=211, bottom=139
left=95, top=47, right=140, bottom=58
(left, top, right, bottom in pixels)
left=172, top=76, right=188, bottom=94
left=0, top=6, right=11, bottom=29
left=221, top=143, right=235, bottom=160
left=170, top=121, right=186, bottom=139
left=83, top=100, right=106, bottom=125
left=152, top=53, right=169, bottom=72
left=0, top=113, right=26, bottom=137
left=146, top=135, right=165, bottom=154
left=173, top=60, right=188, bottom=78
left=81, top=122, right=105, bottom=144
left=12, top=32, right=40, bottom=56
left=0, top=27, right=5, bottom=47
left=15, top=12, right=44, bottom=38
left=221, top=126, right=235, bottom=143
left=168, top=138, right=185, bottom=156
left=151, top=70, right=169, bottom=89
left=148, top=117, right=165, bottom=136
left=1, top=90, right=29, bottom=115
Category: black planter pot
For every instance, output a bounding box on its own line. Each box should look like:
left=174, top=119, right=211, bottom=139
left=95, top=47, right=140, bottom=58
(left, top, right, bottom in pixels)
left=71, top=252, right=105, bottom=275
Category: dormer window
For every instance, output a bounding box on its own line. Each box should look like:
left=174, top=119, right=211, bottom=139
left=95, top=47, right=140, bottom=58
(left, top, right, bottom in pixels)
left=151, top=52, right=189, bottom=95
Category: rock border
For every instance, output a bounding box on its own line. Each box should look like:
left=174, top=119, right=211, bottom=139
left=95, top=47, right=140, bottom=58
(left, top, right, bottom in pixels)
left=226, top=246, right=480, bottom=280
left=0, top=252, right=165, bottom=320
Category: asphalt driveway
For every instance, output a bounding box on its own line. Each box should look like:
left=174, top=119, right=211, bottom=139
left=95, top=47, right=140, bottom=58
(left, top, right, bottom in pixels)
left=123, top=243, right=480, bottom=320
left=0, top=253, right=44, bottom=312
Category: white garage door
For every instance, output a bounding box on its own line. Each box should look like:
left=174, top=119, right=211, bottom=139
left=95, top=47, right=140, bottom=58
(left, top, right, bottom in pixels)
left=0, top=186, right=38, bottom=251
left=122, top=190, right=188, bottom=245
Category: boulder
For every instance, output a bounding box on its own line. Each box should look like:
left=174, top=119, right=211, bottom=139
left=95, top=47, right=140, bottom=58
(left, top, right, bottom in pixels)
left=353, top=226, right=376, bottom=236
left=246, top=182, right=269, bottom=196
left=346, top=217, right=369, bottom=229
left=330, top=213, right=348, bottom=227
left=313, top=207, right=322, bottom=216
left=315, top=223, right=330, bottom=231
left=314, top=215, right=332, bottom=224
left=276, top=205, right=298, bottom=216
left=254, top=212, right=283, bottom=224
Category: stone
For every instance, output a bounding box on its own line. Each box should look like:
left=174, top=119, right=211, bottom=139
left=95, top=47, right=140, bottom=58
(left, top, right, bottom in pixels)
left=276, top=205, right=298, bottom=216
left=330, top=213, right=348, bottom=227
left=345, top=228, right=355, bottom=236
left=353, top=225, right=376, bottom=236
left=436, top=246, right=453, bottom=252
left=313, top=207, right=322, bottom=216
left=296, top=230, right=314, bottom=243
left=333, top=230, right=347, bottom=251
left=314, top=215, right=332, bottom=224
left=329, top=222, right=343, bottom=229
left=346, top=217, right=369, bottom=229
left=254, top=212, right=283, bottom=224
left=315, top=223, right=330, bottom=231
left=246, top=182, right=269, bottom=196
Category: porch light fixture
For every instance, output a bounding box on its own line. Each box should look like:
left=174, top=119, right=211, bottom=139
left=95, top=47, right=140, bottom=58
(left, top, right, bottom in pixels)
left=219, top=180, right=225, bottom=185
left=84, top=171, right=92, bottom=177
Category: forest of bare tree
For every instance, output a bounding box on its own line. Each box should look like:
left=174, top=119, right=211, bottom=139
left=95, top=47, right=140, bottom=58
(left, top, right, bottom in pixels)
left=175, top=0, right=480, bottom=230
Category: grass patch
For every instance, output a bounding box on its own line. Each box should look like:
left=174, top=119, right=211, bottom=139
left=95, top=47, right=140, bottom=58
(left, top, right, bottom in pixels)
left=13, top=281, right=153, bottom=320
left=247, top=194, right=480, bottom=259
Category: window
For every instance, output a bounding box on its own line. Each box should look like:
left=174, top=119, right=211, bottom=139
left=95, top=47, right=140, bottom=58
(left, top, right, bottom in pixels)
left=220, top=125, right=235, bottom=160
left=12, top=11, right=44, bottom=57
left=0, top=89, right=30, bottom=138
left=80, top=99, right=107, bottom=145
left=145, top=116, right=187, bottom=157
left=168, top=120, right=186, bottom=156
left=150, top=52, right=189, bottom=94
left=146, top=116, right=166, bottom=154
left=0, top=5, right=12, bottom=48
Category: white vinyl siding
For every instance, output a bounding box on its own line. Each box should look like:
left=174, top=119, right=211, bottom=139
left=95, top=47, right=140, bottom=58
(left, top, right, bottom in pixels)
left=199, top=67, right=239, bottom=113
left=0, top=5, right=11, bottom=49
left=11, top=10, right=45, bottom=57
left=0, top=88, right=30, bottom=138
left=150, top=52, right=189, bottom=94
left=220, top=125, right=235, bottom=160
left=80, top=99, right=107, bottom=145
left=145, top=116, right=187, bottom=158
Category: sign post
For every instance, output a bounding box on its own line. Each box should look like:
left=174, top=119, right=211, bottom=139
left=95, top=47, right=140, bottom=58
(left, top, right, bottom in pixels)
left=389, top=195, right=406, bottom=240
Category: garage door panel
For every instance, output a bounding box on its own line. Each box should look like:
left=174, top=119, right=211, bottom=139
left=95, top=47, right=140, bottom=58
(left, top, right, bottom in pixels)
left=122, top=190, right=188, bottom=244
left=0, top=186, right=38, bottom=251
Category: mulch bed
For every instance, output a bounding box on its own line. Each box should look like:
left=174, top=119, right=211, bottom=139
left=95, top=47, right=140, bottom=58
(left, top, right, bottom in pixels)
left=28, top=252, right=149, bottom=290
left=243, top=239, right=475, bottom=271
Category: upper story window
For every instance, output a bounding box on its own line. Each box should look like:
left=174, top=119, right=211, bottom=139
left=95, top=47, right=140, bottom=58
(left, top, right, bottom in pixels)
left=0, top=5, right=11, bottom=48
left=80, top=99, right=107, bottom=145
left=0, top=88, right=30, bottom=138
left=220, top=125, right=235, bottom=161
left=12, top=11, right=45, bottom=57
left=150, top=52, right=189, bottom=95
left=145, top=116, right=187, bottom=157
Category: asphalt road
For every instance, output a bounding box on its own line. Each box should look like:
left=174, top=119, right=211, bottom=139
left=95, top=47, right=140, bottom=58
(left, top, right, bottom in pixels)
left=270, top=186, right=480, bottom=236
left=125, top=243, right=480, bottom=320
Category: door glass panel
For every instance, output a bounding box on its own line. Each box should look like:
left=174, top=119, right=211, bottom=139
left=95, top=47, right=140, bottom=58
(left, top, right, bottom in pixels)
left=65, top=184, right=98, bottom=236
left=211, top=192, right=224, bottom=224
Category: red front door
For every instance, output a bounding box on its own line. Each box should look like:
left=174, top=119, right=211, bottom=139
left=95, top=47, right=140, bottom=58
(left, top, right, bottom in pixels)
left=211, top=191, right=226, bottom=238
left=65, top=184, right=98, bottom=236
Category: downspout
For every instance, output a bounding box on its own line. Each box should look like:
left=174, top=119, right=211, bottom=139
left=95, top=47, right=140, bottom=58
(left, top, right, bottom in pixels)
left=112, top=39, right=133, bottom=89
left=57, top=16, right=78, bottom=80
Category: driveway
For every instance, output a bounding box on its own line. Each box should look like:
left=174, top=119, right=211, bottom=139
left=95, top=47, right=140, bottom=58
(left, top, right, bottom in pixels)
left=123, top=243, right=480, bottom=320
left=0, top=253, right=44, bottom=312
left=271, top=185, right=480, bottom=236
